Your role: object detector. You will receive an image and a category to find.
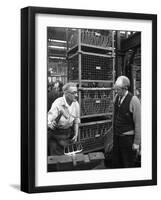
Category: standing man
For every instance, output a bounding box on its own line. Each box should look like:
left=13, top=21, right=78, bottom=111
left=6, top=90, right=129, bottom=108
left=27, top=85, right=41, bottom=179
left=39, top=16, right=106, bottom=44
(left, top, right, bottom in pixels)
left=112, top=75, right=141, bottom=168
left=48, top=82, right=80, bottom=155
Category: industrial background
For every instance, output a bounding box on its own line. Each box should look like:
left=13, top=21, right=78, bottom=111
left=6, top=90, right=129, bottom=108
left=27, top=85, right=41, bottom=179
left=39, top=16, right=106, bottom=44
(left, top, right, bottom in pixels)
left=47, top=27, right=141, bottom=172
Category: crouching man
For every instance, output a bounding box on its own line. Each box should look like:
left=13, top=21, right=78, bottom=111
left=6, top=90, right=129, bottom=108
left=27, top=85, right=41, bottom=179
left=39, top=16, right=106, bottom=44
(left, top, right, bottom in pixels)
left=48, top=82, right=80, bottom=155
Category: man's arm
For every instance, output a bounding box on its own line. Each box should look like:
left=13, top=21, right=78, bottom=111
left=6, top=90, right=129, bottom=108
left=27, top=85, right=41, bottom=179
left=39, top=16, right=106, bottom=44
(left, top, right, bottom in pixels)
left=72, top=102, right=80, bottom=142
left=72, top=123, right=79, bottom=142
left=130, top=96, right=141, bottom=151
left=48, top=101, right=59, bottom=130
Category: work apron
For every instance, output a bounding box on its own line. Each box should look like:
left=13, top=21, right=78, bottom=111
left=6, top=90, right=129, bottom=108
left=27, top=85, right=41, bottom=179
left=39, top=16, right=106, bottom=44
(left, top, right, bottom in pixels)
left=48, top=127, right=74, bottom=155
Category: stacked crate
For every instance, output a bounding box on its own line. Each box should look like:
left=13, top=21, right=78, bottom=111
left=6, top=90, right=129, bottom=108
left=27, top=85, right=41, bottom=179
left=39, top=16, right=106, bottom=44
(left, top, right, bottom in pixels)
left=67, top=28, right=115, bottom=153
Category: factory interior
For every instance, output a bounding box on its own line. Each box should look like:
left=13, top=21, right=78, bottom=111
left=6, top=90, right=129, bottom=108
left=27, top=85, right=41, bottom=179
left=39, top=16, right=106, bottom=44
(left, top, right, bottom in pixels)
left=47, top=27, right=141, bottom=172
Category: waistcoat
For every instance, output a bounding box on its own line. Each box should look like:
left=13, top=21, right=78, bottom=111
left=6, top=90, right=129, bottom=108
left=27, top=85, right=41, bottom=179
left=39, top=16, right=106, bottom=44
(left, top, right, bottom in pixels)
left=114, top=92, right=134, bottom=135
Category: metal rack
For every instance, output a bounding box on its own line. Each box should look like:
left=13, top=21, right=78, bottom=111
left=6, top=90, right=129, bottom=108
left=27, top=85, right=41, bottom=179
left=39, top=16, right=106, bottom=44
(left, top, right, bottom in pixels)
left=67, top=28, right=115, bottom=153
left=80, top=88, right=113, bottom=117
left=79, top=120, right=113, bottom=153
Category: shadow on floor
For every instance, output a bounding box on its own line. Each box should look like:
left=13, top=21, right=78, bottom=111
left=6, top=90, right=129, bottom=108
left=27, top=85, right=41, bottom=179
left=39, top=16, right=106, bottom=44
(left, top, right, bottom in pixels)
left=10, top=184, right=20, bottom=191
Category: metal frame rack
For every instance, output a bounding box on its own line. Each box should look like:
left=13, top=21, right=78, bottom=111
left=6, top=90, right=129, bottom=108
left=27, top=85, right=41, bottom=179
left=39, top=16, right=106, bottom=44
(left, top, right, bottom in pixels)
left=67, top=28, right=115, bottom=153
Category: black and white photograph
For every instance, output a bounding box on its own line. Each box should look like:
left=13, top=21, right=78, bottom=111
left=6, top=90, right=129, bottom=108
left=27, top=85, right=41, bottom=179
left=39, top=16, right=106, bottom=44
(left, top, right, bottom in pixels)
left=1, top=0, right=161, bottom=198
left=20, top=6, right=157, bottom=193
left=47, top=27, right=141, bottom=172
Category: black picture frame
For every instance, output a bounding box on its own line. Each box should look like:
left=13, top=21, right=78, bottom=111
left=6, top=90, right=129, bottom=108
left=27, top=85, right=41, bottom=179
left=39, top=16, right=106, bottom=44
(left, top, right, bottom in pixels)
left=21, top=6, right=157, bottom=193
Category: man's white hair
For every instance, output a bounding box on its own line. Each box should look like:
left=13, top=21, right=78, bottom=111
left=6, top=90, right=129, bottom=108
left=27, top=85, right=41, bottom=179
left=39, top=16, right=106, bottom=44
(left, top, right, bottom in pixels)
left=62, top=82, right=77, bottom=92
left=114, top=75, right=130, bottom=89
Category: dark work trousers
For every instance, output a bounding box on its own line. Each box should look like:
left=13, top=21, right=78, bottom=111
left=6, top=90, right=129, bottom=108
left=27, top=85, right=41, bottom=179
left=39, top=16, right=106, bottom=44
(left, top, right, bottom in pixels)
left=112, top=134, right=136, bottom=168
left=48, top=127, right=74, bottom=156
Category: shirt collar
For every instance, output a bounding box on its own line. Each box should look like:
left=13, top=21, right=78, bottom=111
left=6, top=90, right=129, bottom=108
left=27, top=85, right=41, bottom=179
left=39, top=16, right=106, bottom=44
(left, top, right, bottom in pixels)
left=63, top=95, right=71, bottom=108
left=124, top=90, right=128, bottom=98
left=120, top=90, right=128, bottom=102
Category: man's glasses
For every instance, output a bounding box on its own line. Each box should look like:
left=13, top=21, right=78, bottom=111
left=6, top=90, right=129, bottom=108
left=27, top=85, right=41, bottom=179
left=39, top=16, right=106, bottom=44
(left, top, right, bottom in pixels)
left=67, top=91, right=78, bottom=95
left=113, top=87, right=126, bottom=91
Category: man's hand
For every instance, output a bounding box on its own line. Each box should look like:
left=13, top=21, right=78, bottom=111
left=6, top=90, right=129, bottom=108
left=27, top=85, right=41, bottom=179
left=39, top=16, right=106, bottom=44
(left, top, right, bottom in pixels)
left=48, top=120, right=57, bottom=130
left=72, top=134, right=78, bottom=142
left=132, top=143, right=140, bottom=155
left=72, top=123, right=79, bottom=142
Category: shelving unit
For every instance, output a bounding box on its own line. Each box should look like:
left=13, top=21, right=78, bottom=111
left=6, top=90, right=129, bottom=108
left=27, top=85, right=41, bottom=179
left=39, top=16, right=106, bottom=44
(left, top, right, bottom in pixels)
left=67, top=28, right=115, bottom=153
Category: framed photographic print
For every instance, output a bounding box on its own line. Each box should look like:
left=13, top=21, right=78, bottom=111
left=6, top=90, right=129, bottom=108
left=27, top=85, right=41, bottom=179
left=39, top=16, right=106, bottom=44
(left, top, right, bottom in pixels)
left=21, top=6, right=157, bottom=193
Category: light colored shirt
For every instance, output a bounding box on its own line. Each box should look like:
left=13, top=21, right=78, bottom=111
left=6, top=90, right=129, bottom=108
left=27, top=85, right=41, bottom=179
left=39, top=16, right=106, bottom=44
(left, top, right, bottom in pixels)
left=114, top=91, right=141, bottom=145
left=48, top=95, right=80, bottom=129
